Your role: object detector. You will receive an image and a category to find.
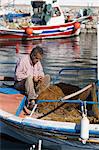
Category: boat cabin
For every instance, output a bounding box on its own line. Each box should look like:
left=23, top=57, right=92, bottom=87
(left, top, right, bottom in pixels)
left=30, top=0, right=65, bottom=25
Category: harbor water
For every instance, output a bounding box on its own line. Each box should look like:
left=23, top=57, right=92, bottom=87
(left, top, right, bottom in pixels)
left=0, top=32, right=98, bottom=150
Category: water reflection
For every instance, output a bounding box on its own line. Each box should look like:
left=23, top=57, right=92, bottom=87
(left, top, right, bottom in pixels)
left=0, top=34, right=97, bottom=85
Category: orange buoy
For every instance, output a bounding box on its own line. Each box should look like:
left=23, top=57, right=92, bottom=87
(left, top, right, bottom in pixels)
left=25, top=27, right=33, bottom=35
left=74, top=22, right=80, bottom=30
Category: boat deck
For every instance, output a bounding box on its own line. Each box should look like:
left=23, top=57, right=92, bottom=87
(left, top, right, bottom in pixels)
left=0, top=83, right=99, bottom=123
left=0, top=93, right=25, bottom=117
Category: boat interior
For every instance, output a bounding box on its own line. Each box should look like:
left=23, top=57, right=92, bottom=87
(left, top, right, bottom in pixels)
left=0, top=68, right=99, bottom=124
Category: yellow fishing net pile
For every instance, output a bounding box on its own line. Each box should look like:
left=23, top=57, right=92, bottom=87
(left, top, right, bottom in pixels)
left=37, top=83, right=99, bottom=123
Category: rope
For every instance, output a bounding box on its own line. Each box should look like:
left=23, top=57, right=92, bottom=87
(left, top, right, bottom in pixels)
left=37, top=102, right=66, bottom=119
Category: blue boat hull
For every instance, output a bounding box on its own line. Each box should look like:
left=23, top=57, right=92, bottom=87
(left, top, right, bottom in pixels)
left=1, top=119, right=99, bottom=150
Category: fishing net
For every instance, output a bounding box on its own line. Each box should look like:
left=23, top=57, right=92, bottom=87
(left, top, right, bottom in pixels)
left=37, top=82, right=99, bottom=123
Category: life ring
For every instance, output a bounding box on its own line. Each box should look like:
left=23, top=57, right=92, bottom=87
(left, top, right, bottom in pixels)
left=74, top=22, right=80, bottom=30
left=25, top=27, right=33, bottom=35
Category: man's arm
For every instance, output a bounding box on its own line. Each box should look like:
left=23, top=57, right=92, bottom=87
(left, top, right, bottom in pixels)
left=33, top=61, right=44, bottom=82
left=15, top=57, right=28, bottom=81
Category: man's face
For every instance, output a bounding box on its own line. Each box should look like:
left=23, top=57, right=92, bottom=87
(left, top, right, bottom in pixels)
left=32, top=52, right=42, bottom=65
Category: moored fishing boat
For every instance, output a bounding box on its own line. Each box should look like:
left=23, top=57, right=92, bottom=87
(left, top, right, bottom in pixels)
left=0, top=67, right=99, bottom=149
left=0, top=0, right=81, bottom=40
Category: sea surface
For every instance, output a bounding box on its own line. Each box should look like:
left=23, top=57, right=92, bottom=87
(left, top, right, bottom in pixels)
left=0, top=33, right=98, bottom=150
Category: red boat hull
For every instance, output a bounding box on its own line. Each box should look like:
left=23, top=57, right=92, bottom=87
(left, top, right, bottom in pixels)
left=0, top=21, right=80, bottom=40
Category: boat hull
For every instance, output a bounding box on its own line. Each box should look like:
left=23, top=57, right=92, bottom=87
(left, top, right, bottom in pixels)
left=0, top=110, right=99, bottom=149
left=0, top=21, right=80, bottom=40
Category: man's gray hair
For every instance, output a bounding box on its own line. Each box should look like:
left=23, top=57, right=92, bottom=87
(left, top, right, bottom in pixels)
left=30, top=46, right=43, bottom=60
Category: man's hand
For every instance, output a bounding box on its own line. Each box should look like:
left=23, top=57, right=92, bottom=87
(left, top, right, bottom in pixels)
left=34, top=76, right=44, bottom=82
left=38, top=76, right=44, bottom=81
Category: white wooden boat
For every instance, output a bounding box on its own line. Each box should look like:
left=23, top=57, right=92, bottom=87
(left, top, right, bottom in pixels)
left=0, top=67, right=99, bottom=149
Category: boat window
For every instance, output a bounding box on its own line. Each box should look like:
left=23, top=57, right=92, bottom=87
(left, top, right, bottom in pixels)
left=52, top=7, right=61, bottom=17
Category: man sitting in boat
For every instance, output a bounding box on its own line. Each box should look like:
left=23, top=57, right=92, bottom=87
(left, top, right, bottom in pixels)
left=14, top=46, right=50, bottom=111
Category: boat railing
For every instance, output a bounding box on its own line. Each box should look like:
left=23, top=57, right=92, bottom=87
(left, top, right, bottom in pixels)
left=37, top=99, right=99, bottom=105
left=52, top=67, right=97, bottom=88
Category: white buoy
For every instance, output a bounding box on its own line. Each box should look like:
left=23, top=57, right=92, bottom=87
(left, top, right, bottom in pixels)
left=38, top=140, right=42, bottom=150
left=80, top=113, right=89, bottom=144
left=80, top=102, right=89, bottom=144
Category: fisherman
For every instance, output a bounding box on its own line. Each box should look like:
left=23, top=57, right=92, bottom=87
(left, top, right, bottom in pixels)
left=14, top=46, right=50, bottom=111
